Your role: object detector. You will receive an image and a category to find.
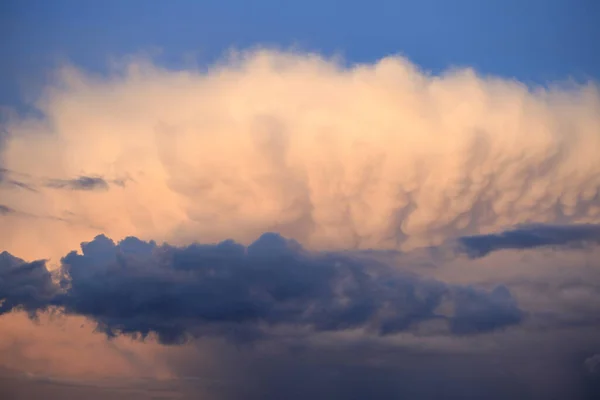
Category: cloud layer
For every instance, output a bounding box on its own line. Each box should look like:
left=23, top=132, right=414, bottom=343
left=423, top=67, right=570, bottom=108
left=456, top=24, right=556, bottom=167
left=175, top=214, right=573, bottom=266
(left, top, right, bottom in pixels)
left=458, top=223, right=600, bottom=258
left=2, top=229, right=600, bottom=399
left=1, top=233, right=523, bottom=344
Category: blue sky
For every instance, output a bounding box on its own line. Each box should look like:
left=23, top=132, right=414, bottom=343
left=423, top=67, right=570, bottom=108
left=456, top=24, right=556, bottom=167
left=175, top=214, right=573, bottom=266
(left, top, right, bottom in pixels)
left=2, top=0, right=599, bottom=109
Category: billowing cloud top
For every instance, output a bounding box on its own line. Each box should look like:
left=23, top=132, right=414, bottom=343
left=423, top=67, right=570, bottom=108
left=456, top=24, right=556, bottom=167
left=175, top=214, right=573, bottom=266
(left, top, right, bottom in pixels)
left=1, top=50, right=599, bottom=262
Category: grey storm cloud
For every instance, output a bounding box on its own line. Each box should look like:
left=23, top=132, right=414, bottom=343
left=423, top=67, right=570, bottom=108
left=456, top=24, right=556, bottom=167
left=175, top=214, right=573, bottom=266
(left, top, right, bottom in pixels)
left=0, top=251, right=59, bottom=315
left=0, top=233, right=523, bottom=344
left=458, top=224, right=600, bottom=258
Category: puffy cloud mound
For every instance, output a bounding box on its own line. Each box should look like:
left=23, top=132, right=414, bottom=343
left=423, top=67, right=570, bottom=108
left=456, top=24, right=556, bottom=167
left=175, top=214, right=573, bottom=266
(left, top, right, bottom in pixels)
left=1, top=233, right=523, bottom=344
left=0, top=251, right=58, bottom=315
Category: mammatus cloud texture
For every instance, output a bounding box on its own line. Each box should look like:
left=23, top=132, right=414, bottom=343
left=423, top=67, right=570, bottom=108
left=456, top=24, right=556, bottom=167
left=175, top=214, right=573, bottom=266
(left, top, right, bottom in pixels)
left=1, top=50, right=600, bottom=399
left=1, top=49, right=599, bottom=262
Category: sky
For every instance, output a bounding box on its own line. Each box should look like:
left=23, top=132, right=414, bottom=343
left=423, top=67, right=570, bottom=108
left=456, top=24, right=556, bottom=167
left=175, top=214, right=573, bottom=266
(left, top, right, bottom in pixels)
left=1, top=1, right=600, bottom=399
left=2, top=0, right=600, bottom=108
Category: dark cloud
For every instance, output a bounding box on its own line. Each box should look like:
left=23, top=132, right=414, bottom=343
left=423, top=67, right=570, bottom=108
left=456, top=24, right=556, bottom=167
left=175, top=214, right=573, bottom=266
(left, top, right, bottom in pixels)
left=4, top=230, right=600, bottom=399
left=0, top=233, right=522, bottom=344
left=458, top=224, right=600, bottom=258
left=46, top=176, right=110, bottom=191
left=0, top=204, right=14, bottom=215
left=0, top=251, right=58, bottom=315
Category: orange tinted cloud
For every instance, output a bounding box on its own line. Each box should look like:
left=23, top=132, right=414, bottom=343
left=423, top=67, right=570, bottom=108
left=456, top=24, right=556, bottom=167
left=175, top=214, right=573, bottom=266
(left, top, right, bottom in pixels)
left=1, top=50, right=599, bottom=264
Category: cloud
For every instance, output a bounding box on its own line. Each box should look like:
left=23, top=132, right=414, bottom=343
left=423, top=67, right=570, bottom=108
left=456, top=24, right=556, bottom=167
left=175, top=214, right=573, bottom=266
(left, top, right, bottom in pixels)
left=0, top=205, right=13, bottom=215
left=0, top=234, right=523, bottom=345
left=0, top=251, right=58, bottom=315
left=7, top=180, right=37, bottom=191
left=0, top=168, right=37, bottom=191
left=46, top=176, right=110, bottom=191
left=0, top=49, right=599, bottom=263
left=0, top=49, right=599, bottom=399
left=458, top=223, right=600, bottom=258
left=1, top=229, right=600, bottom=399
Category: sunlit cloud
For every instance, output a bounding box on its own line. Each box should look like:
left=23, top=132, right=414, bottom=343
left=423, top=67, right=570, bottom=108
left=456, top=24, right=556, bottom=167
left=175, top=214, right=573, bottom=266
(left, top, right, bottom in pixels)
left=1, top=49, right=599, bottom=263
left=1, top=49, right=600, bottom=399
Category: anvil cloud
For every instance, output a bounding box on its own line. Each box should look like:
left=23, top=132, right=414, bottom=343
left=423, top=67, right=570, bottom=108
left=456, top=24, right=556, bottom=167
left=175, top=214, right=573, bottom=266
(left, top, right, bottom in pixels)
left=1, top=50, right=600, bottom=399
left=1, top=50, right=599, bottom=262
